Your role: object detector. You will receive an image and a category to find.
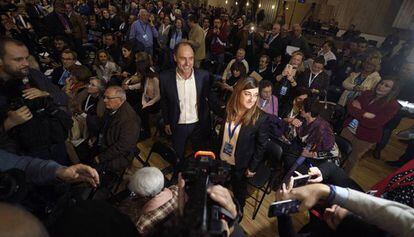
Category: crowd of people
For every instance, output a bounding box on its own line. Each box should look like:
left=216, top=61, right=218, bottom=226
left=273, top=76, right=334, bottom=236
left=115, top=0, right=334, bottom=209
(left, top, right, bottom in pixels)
left=0, top=0, right=413, bottom=236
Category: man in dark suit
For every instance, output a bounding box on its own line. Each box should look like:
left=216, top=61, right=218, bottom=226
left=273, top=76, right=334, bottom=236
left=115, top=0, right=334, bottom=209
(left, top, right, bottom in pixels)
left=94, top=86, right=140, bottom=172
left=297, top=56, right=330, bottom=99
left=44, top=0, right=73, bottom=38
left=250, top=54, right=273, bottom=81
left=160, top=42, right=211, bottom=160
left=287, top=24, right=311, bottom=58
left=263, top=23, right=286, bottom=59
left=50, top=49, right=78, bottom=88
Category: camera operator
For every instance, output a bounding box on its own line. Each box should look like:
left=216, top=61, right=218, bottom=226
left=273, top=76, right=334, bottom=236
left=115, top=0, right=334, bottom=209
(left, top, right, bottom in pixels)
left=150, top=172, right=245, bottom=237
left=0, top=37, right=70, bottom=164
left=118, top=167, right=179, bottom=236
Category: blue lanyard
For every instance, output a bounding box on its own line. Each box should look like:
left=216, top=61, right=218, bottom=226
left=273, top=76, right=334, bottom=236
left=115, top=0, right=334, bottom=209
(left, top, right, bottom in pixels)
left=140, top=21, right=148, bottom=34
left=228, top=121, right=241, bottom=141
left=271, top=96, right=274, bottom=114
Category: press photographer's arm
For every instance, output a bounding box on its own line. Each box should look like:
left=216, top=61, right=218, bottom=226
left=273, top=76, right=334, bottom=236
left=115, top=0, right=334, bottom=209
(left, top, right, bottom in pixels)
left=0, top=149, right=99, bottom=187
left=278, top=183, right=414, bottom=237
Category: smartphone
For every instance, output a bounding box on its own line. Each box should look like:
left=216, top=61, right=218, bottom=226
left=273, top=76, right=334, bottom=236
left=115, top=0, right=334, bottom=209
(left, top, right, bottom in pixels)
left=292, top=174, right=310, bottom=188
left=268, top=199, right=301, bottom=217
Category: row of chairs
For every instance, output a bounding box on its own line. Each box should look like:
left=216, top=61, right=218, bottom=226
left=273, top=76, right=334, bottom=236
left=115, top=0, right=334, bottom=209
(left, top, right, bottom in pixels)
left=90, top=133, right=352, bottom=220
left=246, top=134, right=352, bottom=219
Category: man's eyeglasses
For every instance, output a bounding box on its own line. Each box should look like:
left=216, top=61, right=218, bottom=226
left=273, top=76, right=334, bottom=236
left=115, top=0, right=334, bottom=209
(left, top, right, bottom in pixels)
left=103, top=95, right=121, bottom=100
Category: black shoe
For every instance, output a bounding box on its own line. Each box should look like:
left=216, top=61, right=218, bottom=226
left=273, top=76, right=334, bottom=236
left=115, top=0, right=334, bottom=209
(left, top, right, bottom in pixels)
left=373, top=149, right=381, bottom=160
left=385, top=160, right=406, bottom=168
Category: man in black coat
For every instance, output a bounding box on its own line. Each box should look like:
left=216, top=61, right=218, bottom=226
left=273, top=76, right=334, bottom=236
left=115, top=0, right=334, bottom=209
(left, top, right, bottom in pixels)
left=297, top=56, right=330, bottom=99
left=0, top=38, right=69, bottom=164
left=263, top=23, right=286, bottom=59
left=287, top=24, right=311, bottom=58
left=94, top=86, right=140, bottom=172
left=44, top=0, right=73, bottom=38
left=160, top=42, right=211, bottom=160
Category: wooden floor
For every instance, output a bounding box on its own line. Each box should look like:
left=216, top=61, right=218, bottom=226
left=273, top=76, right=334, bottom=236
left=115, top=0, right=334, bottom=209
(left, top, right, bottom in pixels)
left=126, top=117, right=414, bottom=237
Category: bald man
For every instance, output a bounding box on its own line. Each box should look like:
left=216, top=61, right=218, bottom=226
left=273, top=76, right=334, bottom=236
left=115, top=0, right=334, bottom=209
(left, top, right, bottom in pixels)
left=0, top=202, right=49, bottom=237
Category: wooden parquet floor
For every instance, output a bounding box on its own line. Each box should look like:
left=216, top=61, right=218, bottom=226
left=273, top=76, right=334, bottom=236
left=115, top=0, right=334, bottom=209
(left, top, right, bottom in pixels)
left=125, top=117, right=414, bottom=237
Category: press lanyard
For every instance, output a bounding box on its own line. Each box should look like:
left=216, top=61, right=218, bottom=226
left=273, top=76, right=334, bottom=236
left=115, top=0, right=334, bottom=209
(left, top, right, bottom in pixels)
left=308, top=72, right=319, bottom=87
left=271, top=96, right=274, bottom=114
left=228, top=121, right=241, bottom=141
left=140, top=21, right=148, bottom=34
left=84, top=94, right=94, bottom=112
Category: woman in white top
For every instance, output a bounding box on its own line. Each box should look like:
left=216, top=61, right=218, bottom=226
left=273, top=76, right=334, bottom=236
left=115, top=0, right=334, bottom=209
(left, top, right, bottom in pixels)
left=338, top=56, right=381, bottom=106
left=92, top=49, right=120, bottom=83
left=140, top=70, right=161, bottom=139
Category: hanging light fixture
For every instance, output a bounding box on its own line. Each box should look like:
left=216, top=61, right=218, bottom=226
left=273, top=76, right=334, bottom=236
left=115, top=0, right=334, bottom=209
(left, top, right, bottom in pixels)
left=271, top=5, right=275, bottom=9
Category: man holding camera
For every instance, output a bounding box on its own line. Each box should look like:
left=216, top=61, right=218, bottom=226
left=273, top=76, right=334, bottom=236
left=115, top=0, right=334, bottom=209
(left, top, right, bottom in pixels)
left=0, top=37, right=69, bottom=163
left=206, top=17, right=228, bottom=66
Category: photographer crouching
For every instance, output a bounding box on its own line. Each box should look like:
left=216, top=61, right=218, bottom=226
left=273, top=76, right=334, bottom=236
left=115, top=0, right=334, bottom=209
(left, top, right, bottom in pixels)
left=0, top=37, right=71, bottom=165
left=118, top=160, right=245, bottom=237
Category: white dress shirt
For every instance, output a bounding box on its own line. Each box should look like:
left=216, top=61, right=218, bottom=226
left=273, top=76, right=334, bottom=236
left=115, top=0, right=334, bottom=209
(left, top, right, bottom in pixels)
left=176, top=70, right=198, bottom=124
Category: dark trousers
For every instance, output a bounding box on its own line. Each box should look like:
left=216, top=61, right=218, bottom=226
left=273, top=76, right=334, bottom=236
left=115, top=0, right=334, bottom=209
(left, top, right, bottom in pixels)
left=376, top=110, right=404, bottom=151
left=172, top=122, right=203, bottom=160
left=231, top=169, right=248, bottom=210
left=138, top=102, right=160, bottom=138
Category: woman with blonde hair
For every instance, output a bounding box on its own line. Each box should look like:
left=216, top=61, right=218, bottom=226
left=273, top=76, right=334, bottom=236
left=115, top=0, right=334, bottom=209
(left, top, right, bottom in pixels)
left=338, top=56, right=382, bottom=106
left=275, top=51, right=305, bottom=110
left=218, top=77, right=269, bottom=211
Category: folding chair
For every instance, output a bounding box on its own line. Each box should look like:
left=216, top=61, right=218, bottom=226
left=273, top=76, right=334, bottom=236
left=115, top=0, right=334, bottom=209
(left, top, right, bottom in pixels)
left=144, top=141, right=178, bottom=184
left=87, top=149, right=140, bottom=200
left=245, top=142, right=283, bottom=219
left=335, top=135, right=352, bottom=167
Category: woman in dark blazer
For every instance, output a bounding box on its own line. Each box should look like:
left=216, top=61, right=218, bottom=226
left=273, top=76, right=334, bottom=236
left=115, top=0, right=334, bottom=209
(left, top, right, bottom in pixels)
left=217, top=77, right=269, bottom=210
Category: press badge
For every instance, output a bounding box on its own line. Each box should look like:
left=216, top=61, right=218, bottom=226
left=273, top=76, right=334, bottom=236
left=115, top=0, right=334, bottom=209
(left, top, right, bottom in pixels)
left=143, top=34, right=149, bottom=41
left=223, top=142, right=234, bottom=156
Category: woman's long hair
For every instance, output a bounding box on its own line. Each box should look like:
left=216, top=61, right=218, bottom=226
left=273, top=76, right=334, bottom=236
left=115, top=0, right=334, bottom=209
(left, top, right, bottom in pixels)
left=375, top=76, right=400, bottom=104
left=226, top=77, right=261, bottom=126
left=93, top=49, right=113, bottom=66
left=290, top=51, right=305, bottom=73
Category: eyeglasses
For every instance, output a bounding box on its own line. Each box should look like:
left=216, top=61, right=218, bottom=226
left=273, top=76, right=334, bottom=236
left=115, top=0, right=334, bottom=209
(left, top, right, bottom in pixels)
left=103, top=95, right=121, bottom=100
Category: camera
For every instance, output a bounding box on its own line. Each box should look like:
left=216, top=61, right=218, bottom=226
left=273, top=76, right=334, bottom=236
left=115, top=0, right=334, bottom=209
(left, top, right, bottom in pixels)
left=0, top=169, right=28, bottom=203
left=181, top=151, right=233, bottom=237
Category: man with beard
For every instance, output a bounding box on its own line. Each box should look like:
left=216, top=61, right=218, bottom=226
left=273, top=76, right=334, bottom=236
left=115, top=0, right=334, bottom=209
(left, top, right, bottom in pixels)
left=0, top=37, right=69, bottom=164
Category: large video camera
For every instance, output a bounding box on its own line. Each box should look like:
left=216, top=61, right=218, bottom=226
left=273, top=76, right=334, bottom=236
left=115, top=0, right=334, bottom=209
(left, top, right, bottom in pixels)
left=0, top=169, right=28, bottom=203
left=181, top=151, right=233, bottom=237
